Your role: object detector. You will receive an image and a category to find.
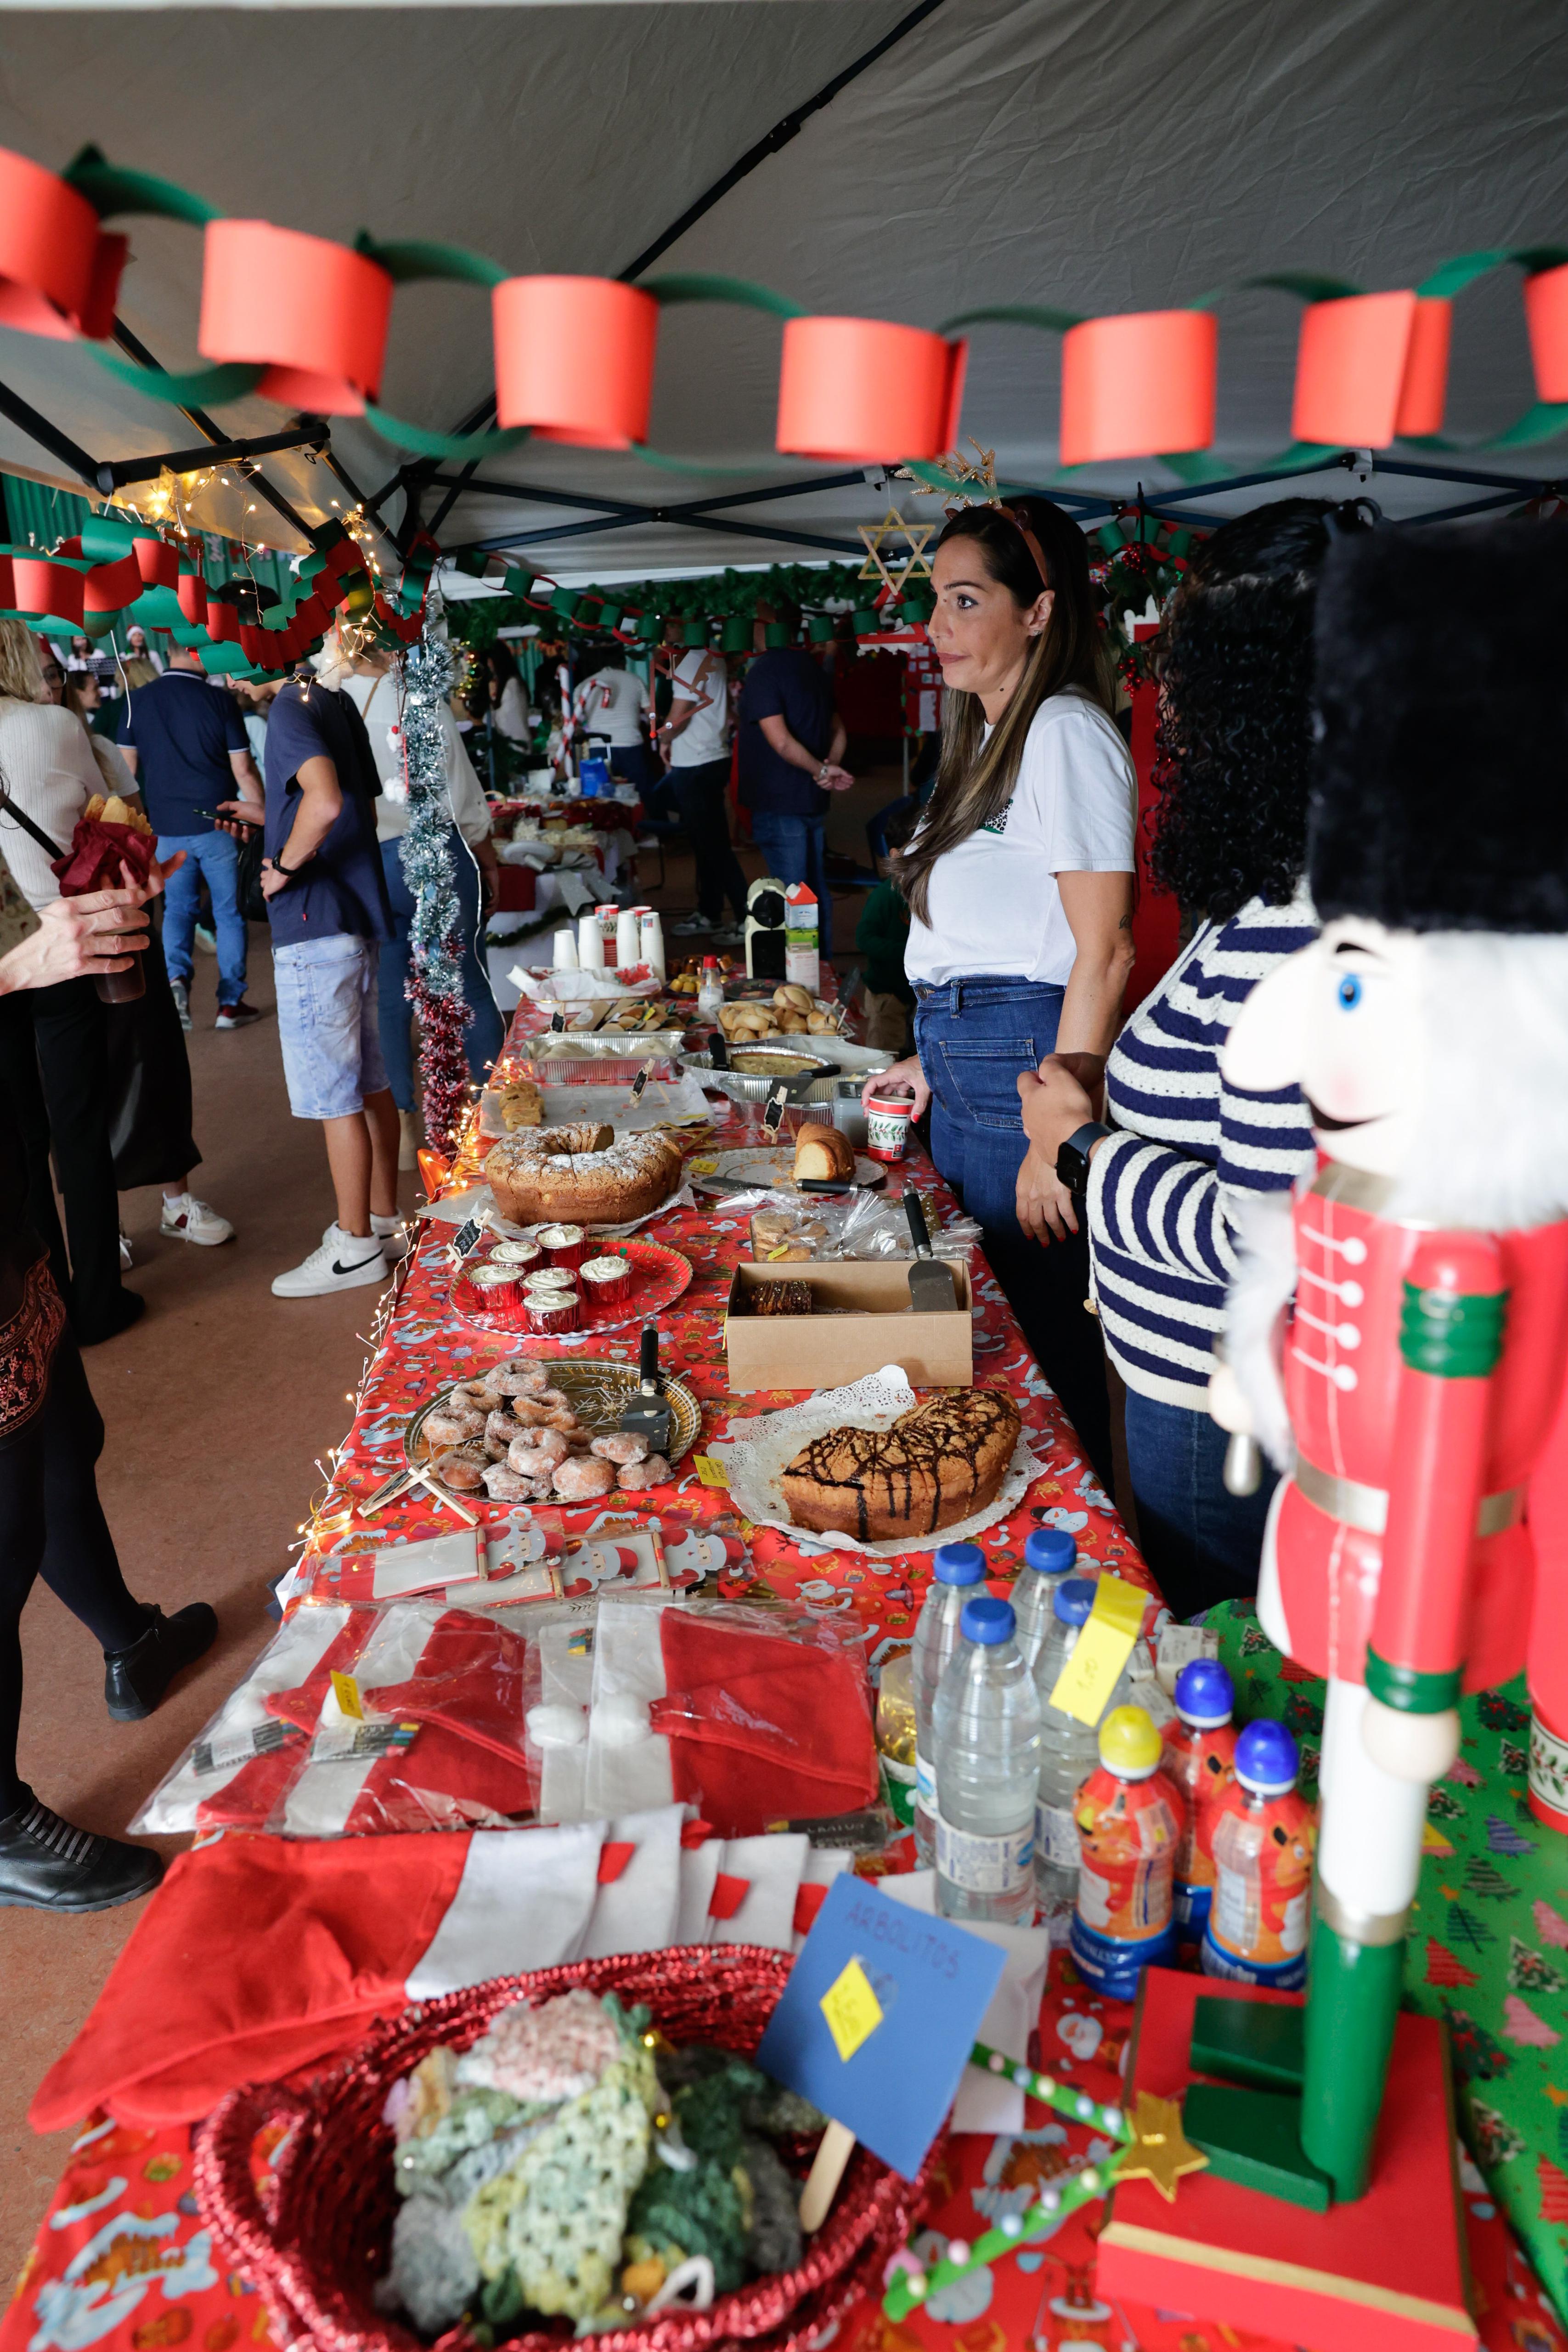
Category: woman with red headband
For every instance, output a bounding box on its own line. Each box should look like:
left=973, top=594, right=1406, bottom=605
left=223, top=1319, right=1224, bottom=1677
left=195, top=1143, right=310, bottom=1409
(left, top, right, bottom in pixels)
left=869, top=497, right=1135, bottom=1486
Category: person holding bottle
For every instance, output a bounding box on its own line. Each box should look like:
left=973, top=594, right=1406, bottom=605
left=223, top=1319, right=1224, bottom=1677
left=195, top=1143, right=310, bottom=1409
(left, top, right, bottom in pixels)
left=866, top=499, right=1135, bottom=1491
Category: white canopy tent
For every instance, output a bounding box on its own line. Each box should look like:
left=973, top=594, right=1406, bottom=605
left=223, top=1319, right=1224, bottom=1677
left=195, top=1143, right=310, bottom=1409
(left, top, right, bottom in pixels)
left=1, top=0, right=1565, bottom=581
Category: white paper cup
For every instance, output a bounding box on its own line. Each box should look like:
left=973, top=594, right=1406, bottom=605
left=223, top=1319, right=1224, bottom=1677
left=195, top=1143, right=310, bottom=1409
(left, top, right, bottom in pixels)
left=578, top=914, right=606, bottom=969
left=553, top=925, right=580, bottom=970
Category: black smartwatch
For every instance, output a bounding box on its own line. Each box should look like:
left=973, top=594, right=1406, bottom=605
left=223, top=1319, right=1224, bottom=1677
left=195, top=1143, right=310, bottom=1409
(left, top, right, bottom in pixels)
left=1055, top=1120, right=1111, bottom=1199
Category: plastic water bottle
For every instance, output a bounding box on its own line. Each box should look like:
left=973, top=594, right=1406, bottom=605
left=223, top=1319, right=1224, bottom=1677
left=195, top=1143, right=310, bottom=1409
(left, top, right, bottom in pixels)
left=1011, top=1527, right=1079, bottom=1672
left=911, top=1541, right=986, bottom=1866
left=1201, top=1720, right=1315, bottom=1990
left=1032, top=1576, right=1139, bottom=1927
left=932, top=1596, right=1042, bottom=1926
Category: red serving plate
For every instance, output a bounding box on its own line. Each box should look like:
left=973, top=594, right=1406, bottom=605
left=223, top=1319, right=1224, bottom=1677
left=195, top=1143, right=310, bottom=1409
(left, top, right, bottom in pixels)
left=451, top=1235, right=693, bottom=1338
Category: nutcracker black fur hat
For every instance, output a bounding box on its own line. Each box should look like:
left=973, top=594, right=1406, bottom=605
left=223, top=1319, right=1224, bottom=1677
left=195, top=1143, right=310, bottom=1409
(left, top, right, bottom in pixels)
left=1309, top=518, right=1568, bottom=933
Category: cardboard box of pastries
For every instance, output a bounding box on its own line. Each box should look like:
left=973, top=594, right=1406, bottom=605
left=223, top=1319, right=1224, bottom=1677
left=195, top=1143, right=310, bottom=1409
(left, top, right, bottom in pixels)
left=722, top=1260, right=973, bottom=1392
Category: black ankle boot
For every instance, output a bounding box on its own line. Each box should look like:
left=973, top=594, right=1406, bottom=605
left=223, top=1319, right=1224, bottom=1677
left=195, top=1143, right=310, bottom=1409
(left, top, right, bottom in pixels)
left=0, top=1789, right=163, bottom=1911
left=104, top=1601, right=219, bottom=1722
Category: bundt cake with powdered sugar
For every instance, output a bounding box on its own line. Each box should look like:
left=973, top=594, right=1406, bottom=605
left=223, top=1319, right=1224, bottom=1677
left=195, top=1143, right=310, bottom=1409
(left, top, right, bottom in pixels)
left=485, top=1124, right=685, bottom=1226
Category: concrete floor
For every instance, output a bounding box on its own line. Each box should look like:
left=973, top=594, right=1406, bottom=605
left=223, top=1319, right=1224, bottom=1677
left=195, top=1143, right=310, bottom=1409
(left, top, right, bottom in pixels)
left=0, top=777, right=905, bottom=2279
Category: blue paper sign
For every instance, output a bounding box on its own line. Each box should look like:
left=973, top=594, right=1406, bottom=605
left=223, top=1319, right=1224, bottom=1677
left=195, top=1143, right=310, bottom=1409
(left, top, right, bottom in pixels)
left=756, top=1874, right=1004, bottom=2179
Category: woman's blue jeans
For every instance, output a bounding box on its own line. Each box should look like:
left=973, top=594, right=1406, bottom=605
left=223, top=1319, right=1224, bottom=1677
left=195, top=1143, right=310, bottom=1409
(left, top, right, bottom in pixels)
left=378, top=831, right=506, bottom=1114
left=915, top=977, right=1112, bottom=1489
left=1121, top=1388, right=1279, bottom=1623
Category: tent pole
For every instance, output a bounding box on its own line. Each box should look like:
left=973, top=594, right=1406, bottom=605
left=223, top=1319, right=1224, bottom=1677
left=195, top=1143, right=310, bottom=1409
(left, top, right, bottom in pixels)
left=0, top=377, right=100, bottom=488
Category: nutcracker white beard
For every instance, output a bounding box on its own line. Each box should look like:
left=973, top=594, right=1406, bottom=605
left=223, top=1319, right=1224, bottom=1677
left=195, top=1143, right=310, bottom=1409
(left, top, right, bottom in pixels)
left=1384, top=932, right=1568, bottom=1232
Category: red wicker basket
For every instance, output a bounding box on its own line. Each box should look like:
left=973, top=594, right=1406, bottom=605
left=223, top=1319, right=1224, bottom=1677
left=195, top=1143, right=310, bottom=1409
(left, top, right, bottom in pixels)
left=193, top=1945, right=942, bottom=2352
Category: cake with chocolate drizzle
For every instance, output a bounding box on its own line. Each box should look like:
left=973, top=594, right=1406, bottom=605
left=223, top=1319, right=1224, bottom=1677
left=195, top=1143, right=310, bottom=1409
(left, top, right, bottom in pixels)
left=780, top=1386, right=1021, bottom=1541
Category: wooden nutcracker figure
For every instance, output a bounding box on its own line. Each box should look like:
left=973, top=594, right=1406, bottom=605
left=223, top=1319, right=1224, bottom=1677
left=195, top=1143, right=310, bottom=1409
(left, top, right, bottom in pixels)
left=1209, top=519, right=1568, bottom=2204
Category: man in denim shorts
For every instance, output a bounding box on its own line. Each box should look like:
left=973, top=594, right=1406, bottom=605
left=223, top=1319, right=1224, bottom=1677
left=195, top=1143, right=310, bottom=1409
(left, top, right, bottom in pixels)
left=236, top=661, right=400, bottom=1296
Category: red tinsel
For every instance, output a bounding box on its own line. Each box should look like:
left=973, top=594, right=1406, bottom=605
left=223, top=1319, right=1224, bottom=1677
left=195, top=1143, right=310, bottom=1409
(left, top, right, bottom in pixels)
left=406, top=935, right=469, bottom=1153
left=50, top=817, right=158, bottom=898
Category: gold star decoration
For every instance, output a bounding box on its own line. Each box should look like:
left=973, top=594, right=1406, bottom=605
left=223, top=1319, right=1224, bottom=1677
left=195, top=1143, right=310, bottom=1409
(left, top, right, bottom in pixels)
left=1115, top=2092, right=1209, bottom=2203
left=896, top=437, right=999, bottom=502
left=857, top=506, right=936, bottom=594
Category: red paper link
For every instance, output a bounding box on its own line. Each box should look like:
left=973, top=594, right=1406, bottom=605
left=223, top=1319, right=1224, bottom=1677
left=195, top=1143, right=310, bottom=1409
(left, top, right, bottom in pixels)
left=1060, top=309, right=1218, bottom=467
left=51, top=816, right=157, bottom=898
left=132, top=536, right=179, bottom=590
left=12, top=556, right=85, bottom=625
left=1292, top=289, right=1420, bottom=448
left=493, top=276, right=658, bottom=448
left=198, top=219, right=393, bottom=417
left=0, top=145, right=124, bottom=340
left=1395, top=295, right=1452, bottom=435
left=176, top=568, right=207, bottom=626
left=204, top=597, right=240, bottom=645
left=83, top=551, right=144, bottom=613
left=1524, top=260, right=1568, bottom=403
left=776, top=316, right=967, bottom=463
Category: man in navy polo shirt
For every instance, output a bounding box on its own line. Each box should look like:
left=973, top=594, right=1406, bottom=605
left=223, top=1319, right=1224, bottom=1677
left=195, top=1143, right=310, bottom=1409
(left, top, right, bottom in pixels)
left=736, top=605, right=852, bottom=916
left=118, top=648, right=265, bottom=1030
left=223, top=653, right=398, bottom=1299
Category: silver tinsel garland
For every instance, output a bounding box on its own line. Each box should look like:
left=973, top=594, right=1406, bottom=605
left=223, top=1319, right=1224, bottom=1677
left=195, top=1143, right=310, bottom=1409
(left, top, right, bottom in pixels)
left=398, top=628, right=471, bottom=1152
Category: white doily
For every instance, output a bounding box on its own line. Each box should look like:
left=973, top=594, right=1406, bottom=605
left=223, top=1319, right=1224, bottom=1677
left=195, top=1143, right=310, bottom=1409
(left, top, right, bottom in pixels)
left=422, top=1177, right=694, bottom=1239
left=710, top=1364, right=1043, bottom=1558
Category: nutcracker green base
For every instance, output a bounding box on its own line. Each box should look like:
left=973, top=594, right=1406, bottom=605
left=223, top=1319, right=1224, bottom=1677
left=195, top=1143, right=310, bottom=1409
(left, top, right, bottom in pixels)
left=1300, top=1916, right=1405, bottom=2201
left=1190, top=1995, right=1304, bottom=2093
left=1183, top=2082, right=1333, bottom=2211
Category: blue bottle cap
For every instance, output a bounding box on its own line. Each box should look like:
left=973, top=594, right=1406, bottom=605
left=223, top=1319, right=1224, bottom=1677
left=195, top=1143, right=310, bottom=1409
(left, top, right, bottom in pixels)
left=1174, top=1659, right=1235, bottom=1728
left=1235, top=1719, right=1299, bottom=1795
left=960, top=1595, right=1015, bottom=1645
left=934, top=1541, right=986, bottom=1585
left=1024, top=1527, right=1076, bottom=1576
left=1052, top=1576, right=1098, bottom=1627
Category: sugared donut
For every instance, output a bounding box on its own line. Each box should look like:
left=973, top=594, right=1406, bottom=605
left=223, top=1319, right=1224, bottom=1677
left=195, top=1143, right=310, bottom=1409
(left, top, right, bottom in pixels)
left=591, top=1432, right=649, bottom=1465
left=615, top=1453, right=673, bottom=1492
left=552, top=1455, right=618, bottom=1500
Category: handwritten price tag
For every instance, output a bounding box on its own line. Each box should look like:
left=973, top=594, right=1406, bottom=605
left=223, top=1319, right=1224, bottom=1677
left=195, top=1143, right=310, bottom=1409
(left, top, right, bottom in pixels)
left=1047, top=1574, right=1145, bottom=1728
left=329, top=1670, right=364, bottom=1722
left=820, top=1958, right=885, bottom=2061
left=694, top=1454, right=730, bottom=1488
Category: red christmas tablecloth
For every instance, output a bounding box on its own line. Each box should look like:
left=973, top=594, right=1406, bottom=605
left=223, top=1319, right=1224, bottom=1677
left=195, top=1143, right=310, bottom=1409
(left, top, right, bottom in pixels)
left=8, top=1959, right=1562, bottom=2352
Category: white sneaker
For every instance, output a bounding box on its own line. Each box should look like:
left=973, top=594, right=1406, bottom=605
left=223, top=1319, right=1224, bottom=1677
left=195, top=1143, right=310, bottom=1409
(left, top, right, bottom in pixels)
left=325, top=1213, right=409, bottom=1263
left=170, top=979, right=192, bottom=1032
left=274, top=1226, right=388, bottom=1298
left=160, top=1193, right=235, bottom=1247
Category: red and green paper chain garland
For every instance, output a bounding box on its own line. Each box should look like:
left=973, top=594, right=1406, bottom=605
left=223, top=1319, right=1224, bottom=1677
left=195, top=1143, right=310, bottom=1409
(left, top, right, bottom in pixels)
left=2, top=139, right=1565, bottom=483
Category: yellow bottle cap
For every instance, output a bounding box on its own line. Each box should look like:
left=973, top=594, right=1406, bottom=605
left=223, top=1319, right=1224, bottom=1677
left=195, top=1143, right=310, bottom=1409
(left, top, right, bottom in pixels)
left=1098, top=1704, right=1162, bottom=1775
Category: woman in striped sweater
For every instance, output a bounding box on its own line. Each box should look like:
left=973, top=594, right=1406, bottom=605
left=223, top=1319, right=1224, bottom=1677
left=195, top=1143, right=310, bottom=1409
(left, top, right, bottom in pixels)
left=1019, top=499, right=1371, bottom=1619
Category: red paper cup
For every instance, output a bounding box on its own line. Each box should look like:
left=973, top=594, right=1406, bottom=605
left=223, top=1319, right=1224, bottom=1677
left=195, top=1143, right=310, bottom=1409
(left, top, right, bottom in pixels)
left=491, top=1238, right=542, bottom=1273
left=467, top=1262, right=524, bottom=1313
left=527, top=1287, right=581, bottom=1335
left=864, top=1090, right=914, bottom=1164
left=580, top=1253, right=632, bottom=1310
left=538, top=1222, right=587, bottom=1270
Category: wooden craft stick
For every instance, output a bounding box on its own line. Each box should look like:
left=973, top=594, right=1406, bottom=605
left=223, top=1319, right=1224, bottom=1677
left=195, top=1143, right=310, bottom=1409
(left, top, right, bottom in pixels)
left=800, top=2118, right=857, bottom=2233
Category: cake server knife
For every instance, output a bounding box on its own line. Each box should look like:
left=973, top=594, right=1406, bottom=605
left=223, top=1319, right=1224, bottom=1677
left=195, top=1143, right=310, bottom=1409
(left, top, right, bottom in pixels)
left=905, top=1190, right=957, bottom=1312
left=619, top=1323, right=672, bottom=1455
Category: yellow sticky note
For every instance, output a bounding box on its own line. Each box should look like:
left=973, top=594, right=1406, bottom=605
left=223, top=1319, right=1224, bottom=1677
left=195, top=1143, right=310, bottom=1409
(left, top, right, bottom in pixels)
left=694, top=1454, right=730, bottom=1488
left=330, top=1670, right=364, bottom=1721
left=820, top=1957, right=884, bottom=2061
left=689, top=1157, right=719, bottom=1177
left=1047, top=1575, right=1143, bottom=1728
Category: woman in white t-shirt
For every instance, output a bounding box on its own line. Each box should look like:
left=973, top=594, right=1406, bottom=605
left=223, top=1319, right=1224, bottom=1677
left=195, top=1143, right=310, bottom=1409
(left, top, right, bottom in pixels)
left=573, top=650, right=653, bottom=792
left=871, top=498, right=1136, bottom=1483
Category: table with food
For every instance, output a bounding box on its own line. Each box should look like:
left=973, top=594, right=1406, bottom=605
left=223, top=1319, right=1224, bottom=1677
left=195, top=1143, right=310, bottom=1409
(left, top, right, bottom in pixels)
left=7, top=965, right=1564, bottom=2352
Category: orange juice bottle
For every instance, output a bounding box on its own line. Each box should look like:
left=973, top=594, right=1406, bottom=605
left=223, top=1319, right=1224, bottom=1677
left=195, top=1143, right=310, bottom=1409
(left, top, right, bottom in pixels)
left=1070, top=1705, right=1185, bottom=1999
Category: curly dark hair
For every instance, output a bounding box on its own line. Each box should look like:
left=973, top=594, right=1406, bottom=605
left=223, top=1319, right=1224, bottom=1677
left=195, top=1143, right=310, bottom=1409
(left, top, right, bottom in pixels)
left=1149, top=498, right=1373, bottom=922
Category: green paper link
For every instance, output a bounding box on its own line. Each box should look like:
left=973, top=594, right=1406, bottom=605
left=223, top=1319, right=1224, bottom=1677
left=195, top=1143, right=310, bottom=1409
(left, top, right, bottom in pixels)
left=363, top=404, right=532, bottom=460
left=882, top=2147, right=1128, bottom=2323
left=355, top=235, right=507, bottom=291
left=1194, top=270, right=1363, bottom=310
left=1416, top=244, right=1568, bottom=300
left=63, top=144, right=219, bottom=227
left=642, top=272, right=804, bottom=321
left=936, top=302, right=1083, bottom=337
left=629, top=443, right=781, bottom=481
left=93, top=350, right=266, bottom=408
